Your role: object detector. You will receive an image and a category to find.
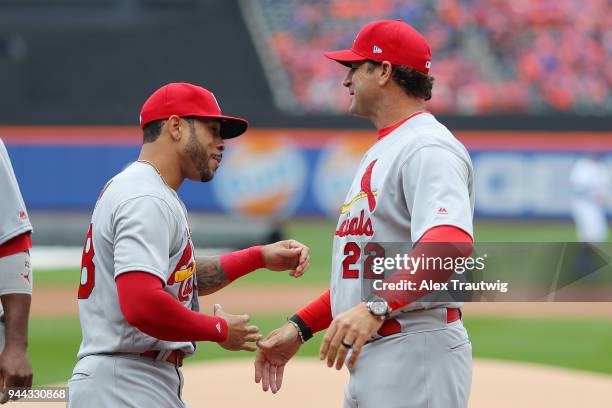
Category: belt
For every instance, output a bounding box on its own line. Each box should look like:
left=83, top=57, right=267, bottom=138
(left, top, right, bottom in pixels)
left=140, top=350, right=185, bottom=367
left=377, top=307, right=462, bottom=337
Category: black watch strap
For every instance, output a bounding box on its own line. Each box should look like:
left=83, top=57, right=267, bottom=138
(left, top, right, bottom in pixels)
left=288, top=314, right=313, bottom=342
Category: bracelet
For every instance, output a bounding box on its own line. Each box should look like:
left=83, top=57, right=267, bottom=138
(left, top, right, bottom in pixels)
left=288, top=314, right=313, bottom=342
left=286, top=319, right=304, bottom=344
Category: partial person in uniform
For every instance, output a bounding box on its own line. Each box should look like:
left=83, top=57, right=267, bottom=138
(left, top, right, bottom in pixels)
left=0, top=139, right=34, bottom=403
left=67, top=83, right=310, bottom=408
left=569, top=154, right=610, bottom=279
left=255, top=20, right=474, bottom=407
left=570, top=155, right=609, bottom=243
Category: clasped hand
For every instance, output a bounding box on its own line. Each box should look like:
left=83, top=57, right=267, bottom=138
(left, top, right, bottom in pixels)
left=254, top=303, right=383, bottom=393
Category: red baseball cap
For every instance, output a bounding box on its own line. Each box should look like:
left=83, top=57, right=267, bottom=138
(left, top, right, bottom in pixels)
left=325, top=20, right=432, bottom=74
left=139, top=82, right=248, bottom=139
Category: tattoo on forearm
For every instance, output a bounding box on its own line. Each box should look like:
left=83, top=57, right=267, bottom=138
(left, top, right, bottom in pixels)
left=195, top=256, right=230, bottom=295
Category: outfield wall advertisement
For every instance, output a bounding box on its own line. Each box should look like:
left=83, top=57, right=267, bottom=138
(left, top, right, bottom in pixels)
left=2, top=128, right=611, bottom=219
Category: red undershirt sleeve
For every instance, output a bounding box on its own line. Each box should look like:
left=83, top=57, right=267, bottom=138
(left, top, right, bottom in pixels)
left=381, top=224, right=473, bottom=311
left=291, top=225, right=472, bottom=336
left=116, top=271, right=228, bottom=342
left=295, top=289, right=333, bottom=334
left=0, top=231, right=32, bottom=258
left=418, top=224, right=473, bottom=243
left=220, top=245, right=265, bottom=282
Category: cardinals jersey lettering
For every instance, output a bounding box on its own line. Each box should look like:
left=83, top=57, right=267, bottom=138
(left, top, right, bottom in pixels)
left=76, top=162, right=199, bottom=359
left=331, top=113, right=474, bottom=316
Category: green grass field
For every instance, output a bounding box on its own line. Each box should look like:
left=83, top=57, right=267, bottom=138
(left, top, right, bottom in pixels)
left=34, top=220, right=609, bottom=288
left=30, top=220, right=612, bottom=385
left=31, top=314, right=612, bottom=386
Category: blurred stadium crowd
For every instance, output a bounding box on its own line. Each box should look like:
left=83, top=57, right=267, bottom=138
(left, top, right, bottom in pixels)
left=248, top=0, right=611, bottom=115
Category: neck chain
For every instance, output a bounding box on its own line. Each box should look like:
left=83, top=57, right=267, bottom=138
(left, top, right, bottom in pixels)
left=136, top=159, right=172, bottom=189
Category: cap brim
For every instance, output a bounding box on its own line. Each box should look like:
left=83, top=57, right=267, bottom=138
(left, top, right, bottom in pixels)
left=199, top=115, right=249, bottom=139
left=324, top=49, right=367, bottom=67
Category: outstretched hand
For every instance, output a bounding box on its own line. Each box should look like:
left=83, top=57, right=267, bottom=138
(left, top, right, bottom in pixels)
left=214, top=304, right=261, bottom=352
left=254, top=323, right=302, bottom=393
left=262, top=240, right=310, bottom=277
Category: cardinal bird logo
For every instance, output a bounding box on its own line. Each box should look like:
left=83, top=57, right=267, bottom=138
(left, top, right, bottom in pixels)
left=341, top=159, right=378, bottom=214
left=169, top=240, right=196, bottom=302
left=360, top=159, right=378, bottom=212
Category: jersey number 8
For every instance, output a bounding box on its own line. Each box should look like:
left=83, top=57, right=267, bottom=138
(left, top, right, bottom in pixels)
left=78, top=224, right=96, bottom=299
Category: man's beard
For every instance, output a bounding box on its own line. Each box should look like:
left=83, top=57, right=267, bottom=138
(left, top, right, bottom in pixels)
left=184, top=130, right=214, bottom=182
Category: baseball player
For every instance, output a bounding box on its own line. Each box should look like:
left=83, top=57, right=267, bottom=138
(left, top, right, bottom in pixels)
left=67, top=82, right=310, bottom=407
left=570, top=154, right=610, bottom=243
left=255, top=20, right=474, bottom=407
left=0, top=139, right=34, bottom=403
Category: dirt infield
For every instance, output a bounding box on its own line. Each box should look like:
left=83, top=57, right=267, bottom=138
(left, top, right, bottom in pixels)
left=16, top=358, right=612, bottom=407
left=32, top=284, right=612, bottom=319
left=180, top=359, right=612, bottom=408
left=25, top=285, right=612, bottom=407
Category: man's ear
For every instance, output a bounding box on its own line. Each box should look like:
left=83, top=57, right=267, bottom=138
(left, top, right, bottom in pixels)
left=166, top=115, right=182, bottom=141
left=378, top=61, right=393, bottom=86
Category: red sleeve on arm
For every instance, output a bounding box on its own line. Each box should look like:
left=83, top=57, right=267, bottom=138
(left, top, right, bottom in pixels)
left=0, top=232, right=32, bottom=258
left=296, top=289, right=333, bottom=334
left=418, top=225, right=473, bottom=244
left=380, top=225, right=473, bottom=312
left=220, top=246, right=266, bottom=282
left=116, top=272, right=228, bottom=342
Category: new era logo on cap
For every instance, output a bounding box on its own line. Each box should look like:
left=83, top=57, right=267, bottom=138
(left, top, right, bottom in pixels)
left=425, top=61, right=431, bottom=69
left=373, top=45, right=383, bottom=54
left=216, top=322, right=222, bottom=333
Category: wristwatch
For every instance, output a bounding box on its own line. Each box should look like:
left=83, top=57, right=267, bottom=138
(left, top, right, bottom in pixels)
left=366, top=296, right=390, bottom=320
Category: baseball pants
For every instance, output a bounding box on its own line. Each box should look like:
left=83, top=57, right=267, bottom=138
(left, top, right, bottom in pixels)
left=68, top=354, right=189, bottom=408
left=343, top=319, right=472, bottom=408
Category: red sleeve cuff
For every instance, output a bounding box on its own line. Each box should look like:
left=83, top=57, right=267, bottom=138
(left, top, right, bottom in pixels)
left=0, top=232, right=32, bottom=258
left=220, top=246, right=265, bottom=282
left=296, top=289, right=333, bottom=334
left=418, top=225, right=473, bottom=243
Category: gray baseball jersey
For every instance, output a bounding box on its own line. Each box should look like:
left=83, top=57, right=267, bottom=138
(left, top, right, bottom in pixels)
left=331, top=112, right=474, bottom=408
left=0, top=139, right=32, bottom=245
left=330, top=112, right=474, bottom=316
left=76, top=161, right=202, bottom=359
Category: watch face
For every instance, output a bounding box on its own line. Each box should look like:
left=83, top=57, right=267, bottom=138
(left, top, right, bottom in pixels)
left=369, top=300, right=388, bottom=316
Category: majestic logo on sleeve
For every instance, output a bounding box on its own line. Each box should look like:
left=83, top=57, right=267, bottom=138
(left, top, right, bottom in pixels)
left=168, top=240, right=196, bottom=302
left=336, top=159, right=378, bottom=237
